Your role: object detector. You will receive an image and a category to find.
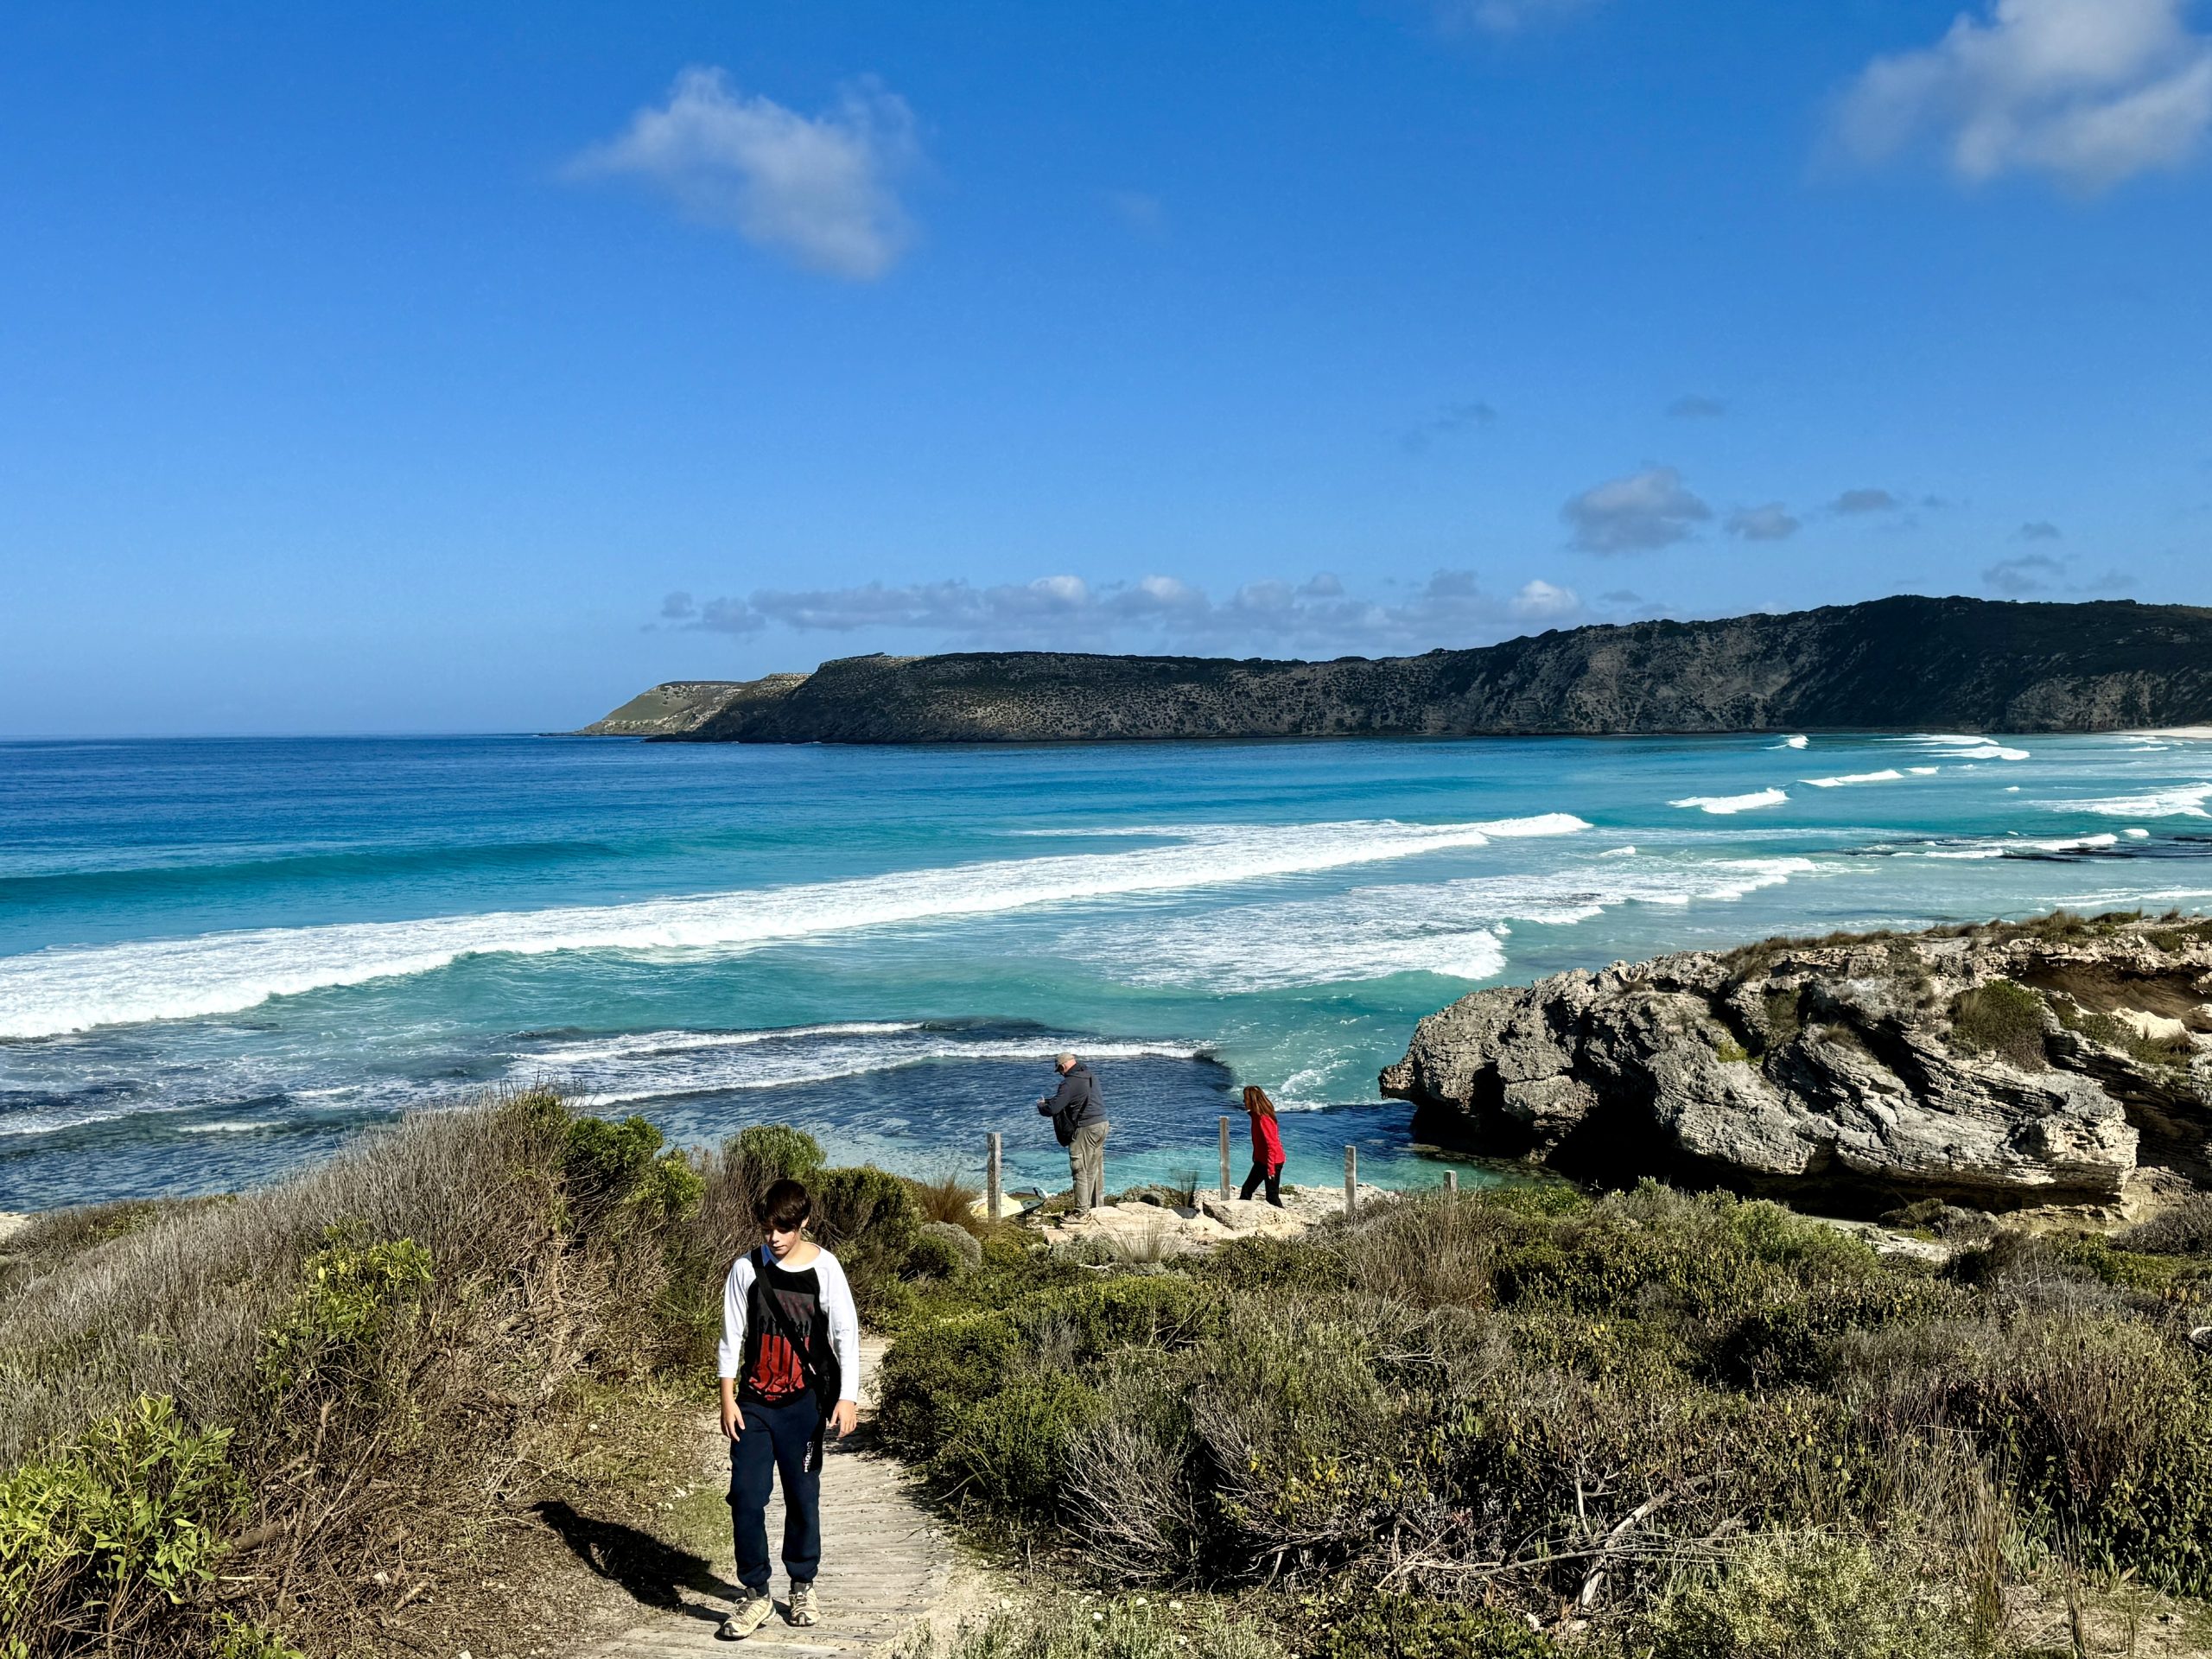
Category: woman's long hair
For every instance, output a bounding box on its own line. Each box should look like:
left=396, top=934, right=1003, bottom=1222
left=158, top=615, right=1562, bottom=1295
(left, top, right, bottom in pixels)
left=1243, top=1084, right=1276, bottom=1119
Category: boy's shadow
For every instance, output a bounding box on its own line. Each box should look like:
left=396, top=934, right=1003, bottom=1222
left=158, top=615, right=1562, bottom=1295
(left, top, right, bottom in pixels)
left=532, top=1499, right=739, bottom=1622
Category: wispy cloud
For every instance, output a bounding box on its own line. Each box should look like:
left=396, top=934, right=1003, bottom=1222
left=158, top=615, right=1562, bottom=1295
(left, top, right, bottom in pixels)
left=2014, top=519, right=2063, bottom=540
left=1105, top=189, right=1166, bottom=238
left=1561, top=467, right=1712, bottom=553
left=1832, top=486, right=1903, bottom=514
left=1980, top=551, right=2133, bottom=594
left=658, top=569, right=1608, bottom=655
left=569, top=69, right=921, bottom=279
left=1726, top=503, right=1802, bottom=542
left=1439, top=0, right=1603, bottom=35
left=1831, top=0, right=2212, bottom=193
left=1402, top=400, right=1500, bottom=453
left=1666, top=394, right=1727, bottom=419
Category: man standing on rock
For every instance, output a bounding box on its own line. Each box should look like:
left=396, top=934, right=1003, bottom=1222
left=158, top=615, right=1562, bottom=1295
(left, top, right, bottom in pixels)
left=1039, top=1052, right=1109, bottom=1213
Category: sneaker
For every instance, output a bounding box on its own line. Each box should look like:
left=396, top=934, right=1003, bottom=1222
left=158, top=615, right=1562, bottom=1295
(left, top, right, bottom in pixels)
left=788, top=1583, right=820, bottom=1627
left=718, top=1593, right=776, bottom=1640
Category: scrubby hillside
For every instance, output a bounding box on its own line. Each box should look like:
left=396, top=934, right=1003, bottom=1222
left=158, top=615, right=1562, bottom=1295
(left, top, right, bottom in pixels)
left=877, top=1179, right=2212, bottom=1657
left=0, top=1099, right=981, bottom=1656
left=582, top=597, right=2212, bottom=743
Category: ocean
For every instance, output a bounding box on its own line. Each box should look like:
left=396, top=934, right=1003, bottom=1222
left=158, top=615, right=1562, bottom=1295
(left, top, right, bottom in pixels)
left=3, top=729, right=2209, bottom=1212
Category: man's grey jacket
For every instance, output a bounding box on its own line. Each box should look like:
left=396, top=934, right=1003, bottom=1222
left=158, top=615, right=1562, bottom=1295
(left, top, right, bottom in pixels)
left=1038, top=1063, right=1105, bottom=1147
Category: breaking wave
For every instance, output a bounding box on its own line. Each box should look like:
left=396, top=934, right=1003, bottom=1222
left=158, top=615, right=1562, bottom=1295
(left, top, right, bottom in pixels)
left=0, top=814, right=1590, bottom=1040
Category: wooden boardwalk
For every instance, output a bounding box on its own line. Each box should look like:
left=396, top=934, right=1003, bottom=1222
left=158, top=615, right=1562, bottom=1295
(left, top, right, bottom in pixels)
left=588, top=1339, right=953, bottom=1658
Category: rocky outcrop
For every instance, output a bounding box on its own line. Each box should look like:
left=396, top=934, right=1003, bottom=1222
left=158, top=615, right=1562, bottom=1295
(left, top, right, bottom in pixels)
left=575, top=676, right=807, bottom=736
left=582, top=596, right=2212, bottom=742
left=1382, top=913, right=2212, bottom=1213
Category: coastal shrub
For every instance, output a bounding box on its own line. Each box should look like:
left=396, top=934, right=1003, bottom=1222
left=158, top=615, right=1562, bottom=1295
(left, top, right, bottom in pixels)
left=729, top=1123, right=826, bottom=1202
left=931, top=1598, right=1282, bottom=1659
left=256, top=1231, right=434, bottom=1408
left=908, top=1170, right=986, bottom=1233
left=1759, top=985, right=1804, bottom=1048
left=1949, top=1313, right=2212, bottom=1594
left=1640, top=1535, right=1961, bottom=1659
left=209, top=1615, right=307, bottom=1659
left=912, top=1220, right=983, bottom=1278
left=1948, top=981, right=2048, bottom=1070
left=1317, top=1595, right=1556, bottom=1659
left=931, top=1373, right=1100, bottom=1512
left=0, top=1396, right=244, bottom=1653
left=2115, top=1194, right=2212, bottom=1256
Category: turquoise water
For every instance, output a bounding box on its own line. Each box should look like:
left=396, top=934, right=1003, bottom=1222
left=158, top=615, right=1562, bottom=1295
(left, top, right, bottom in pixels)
left=3, top=730, right=2209, bottom=1211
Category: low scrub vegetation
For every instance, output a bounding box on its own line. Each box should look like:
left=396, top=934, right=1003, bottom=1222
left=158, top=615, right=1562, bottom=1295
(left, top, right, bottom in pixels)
left=880, top=1180, right=2212, bottom=1655
left=0, top=1101, right=980, bottom=1656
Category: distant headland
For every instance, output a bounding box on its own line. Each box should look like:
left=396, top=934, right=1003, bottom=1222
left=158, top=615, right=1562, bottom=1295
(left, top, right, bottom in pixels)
left=579, top=594, right=2212, bottom=743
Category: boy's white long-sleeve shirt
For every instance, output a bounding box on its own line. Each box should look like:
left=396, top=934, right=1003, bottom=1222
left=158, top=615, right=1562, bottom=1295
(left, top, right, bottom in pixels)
left=717, top=1246, right=861, bottom=1404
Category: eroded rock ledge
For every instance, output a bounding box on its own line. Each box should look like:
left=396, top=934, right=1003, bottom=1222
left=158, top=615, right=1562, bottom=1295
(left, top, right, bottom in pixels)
left=1381, top=912, right=2212, bottom=1214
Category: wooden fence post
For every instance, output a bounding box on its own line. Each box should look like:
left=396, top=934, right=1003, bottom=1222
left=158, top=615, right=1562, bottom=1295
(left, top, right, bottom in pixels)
left=987, top=1132, right=1002, bottom=1222
left=1219, top=1116, right=1231, bottom=1201
left=1446, top=1169, right=1459, bottom=1195
left=1344, top=1146, right=1357, bottom=1217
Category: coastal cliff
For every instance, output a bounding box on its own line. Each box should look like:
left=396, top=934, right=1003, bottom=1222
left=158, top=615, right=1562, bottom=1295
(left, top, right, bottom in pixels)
left=1381, top=911, right=2212, bottom=1214
left=582, top=595, right=2212, bottom=742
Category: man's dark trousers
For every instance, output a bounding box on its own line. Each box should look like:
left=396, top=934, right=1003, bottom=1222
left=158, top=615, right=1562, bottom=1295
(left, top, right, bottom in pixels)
left=728, top=1395, right=822, bottom=1591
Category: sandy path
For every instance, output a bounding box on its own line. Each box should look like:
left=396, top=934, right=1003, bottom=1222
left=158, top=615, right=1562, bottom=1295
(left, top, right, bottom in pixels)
left=585, top=1338, right=957, bottom=1658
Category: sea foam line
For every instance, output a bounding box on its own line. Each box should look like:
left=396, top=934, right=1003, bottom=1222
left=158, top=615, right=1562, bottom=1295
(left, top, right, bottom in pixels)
left=1670, top=788, right=1788, bottom=815
left=0, top=814, right=1589, bottom=1040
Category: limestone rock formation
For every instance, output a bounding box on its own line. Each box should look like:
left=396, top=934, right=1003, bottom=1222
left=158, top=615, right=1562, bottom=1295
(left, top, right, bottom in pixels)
left=1382, top=912, right=2212, bottom=1212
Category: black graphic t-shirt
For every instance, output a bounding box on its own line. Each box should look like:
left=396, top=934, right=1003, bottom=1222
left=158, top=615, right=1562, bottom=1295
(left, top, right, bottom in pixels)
left=741, top=1254, right=822, bottom=1406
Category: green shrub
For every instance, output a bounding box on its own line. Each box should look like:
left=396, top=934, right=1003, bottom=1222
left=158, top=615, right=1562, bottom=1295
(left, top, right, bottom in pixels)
left=2115, top=1194, right=2212, bottom=1257
left=562, top=1112, right=670, bottom=1222
left=1641, top=1535, right=1961, bottom=1659
left=911, top=1222, right=982, bottom=1279
left=1319, top=1594, right=1556, bottom=1659
left=210, top=1614, right=307, bottom=1659
left=1760, top=985, right=1803, bottom=1048
left=932, top=1373, right=1099, bottom=1512
left=728, top=1124, right=826, bottom=1217
left=0, top=1396, right=244, bottom=1650
left=256, top=1231, right=433, bottom=1405
left=934, top=1598, right=1281, bottom=1659
left=1948, top=980, right=2047, bottom=1070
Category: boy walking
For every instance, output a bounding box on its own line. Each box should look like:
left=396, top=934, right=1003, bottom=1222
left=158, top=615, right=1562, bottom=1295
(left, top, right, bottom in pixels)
left=716, top=1178, right=861, bottom=1639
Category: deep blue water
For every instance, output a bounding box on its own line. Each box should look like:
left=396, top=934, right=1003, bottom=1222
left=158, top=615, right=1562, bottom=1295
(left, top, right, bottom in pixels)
left=3, top=730, right=2209, bottom=1210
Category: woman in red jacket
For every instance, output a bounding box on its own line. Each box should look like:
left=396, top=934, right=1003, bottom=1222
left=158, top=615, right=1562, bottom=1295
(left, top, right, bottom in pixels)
left=1238, top=1084, right=1287, bottom=1207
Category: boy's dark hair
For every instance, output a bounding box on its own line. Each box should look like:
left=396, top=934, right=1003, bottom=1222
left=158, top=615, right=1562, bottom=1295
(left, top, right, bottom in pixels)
left=756, top=1178, right=813, bottom=1232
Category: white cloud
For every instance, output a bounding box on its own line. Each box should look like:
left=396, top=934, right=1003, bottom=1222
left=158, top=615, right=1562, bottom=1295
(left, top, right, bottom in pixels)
left=1834, top=0, right=2212, bottom=192
left=1561, top=467, right=1712, bottom=553
left=660, top=569, right=1609, bottom=655
left=1727, top=504, right=1802, bottom=542
left=2015, top=519, right=2063, bottom=540
left=1440, top=0, right=1602, bottom=35
left=1667, top=394, right=1728, bottom=419
left=569, top=68, right=920, bottom=279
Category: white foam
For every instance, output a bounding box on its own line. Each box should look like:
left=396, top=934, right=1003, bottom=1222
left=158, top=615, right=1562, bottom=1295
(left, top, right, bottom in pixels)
left=521, top=1022, right=922, bottom=1068
left=1908, top=766, right=1939, bottom=776
left=1670, top=788, right=1788, bottom=815
left=2126, top=828, right=2151, bottom=839
left=1770, top=735, right=1810, bottom=750
left=1922, top=833, right=2120, bottom=860
left=0, top=815, right=1589, bottom=1040
left=1897, top=734, right=2030, bottom=761
left=1112, top=856, right=1819, bottom=991
left=1802, top=769, right=1905, bottom=788
left=2060, top=783, right=2212, bottom=819
left=537, top=1032, right=1211, bottom=1108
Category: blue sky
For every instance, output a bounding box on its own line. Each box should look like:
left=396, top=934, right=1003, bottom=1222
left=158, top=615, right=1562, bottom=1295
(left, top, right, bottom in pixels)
left=3, top=0, right=2209, bottom=734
